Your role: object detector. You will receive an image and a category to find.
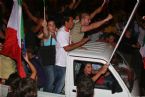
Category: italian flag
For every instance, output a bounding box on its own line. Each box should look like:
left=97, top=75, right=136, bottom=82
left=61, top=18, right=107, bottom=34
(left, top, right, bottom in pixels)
left=0, top=0, right=26, bottom=78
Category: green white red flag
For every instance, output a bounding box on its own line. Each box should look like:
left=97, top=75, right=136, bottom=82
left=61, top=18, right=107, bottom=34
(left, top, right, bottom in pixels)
left=0, top=0, right=26, bottom=78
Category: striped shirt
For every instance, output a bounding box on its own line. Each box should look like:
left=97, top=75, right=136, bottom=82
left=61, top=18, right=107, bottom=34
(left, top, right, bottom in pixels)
left=70, top=22, right=84, bottom=43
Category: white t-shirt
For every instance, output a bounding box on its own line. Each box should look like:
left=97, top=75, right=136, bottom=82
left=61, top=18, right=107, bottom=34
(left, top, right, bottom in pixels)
left=138, top=26, right=145, bottom=46
left=140, top=45, right=145, bottom=58
left=55, top=26, right=70, bottom=67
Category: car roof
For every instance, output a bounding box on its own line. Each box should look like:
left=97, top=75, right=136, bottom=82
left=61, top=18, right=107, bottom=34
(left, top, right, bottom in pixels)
left=68, top=41, right=114, bottom=62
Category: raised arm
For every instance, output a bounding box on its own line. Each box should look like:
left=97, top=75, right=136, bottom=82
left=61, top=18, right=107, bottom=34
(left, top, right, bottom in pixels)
left=32, top=19, right=44, bottom=33
left=92, top=64, right=108, bottom=81
left=22, top=2, right=39, bottom=24
left=37, top=20, right=50, bottom=39
left=43, top=20, right=50, bottom=38
left=68, top=0, right=76, bottom=9
left=90, top=0, right=107, bottom=19
left=23, top=53, right=37, bottom=80
left=72, top=0, right=81, bottom=10
left=81, top=14, right=113, bottom=32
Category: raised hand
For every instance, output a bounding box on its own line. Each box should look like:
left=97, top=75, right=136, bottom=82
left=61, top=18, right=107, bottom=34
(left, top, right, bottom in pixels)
left=106, top=14, right=113, bottom=22
left=42, top=19, right=47, bottom=27
left=23, top=52, right=29, bottom=62
left=99, top=64, right=109, bottom=74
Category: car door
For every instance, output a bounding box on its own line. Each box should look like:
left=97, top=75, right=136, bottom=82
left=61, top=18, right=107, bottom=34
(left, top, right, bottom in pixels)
left=68, top=57, right=129, bottom=97
left=66, top=57, right=106, bottom=97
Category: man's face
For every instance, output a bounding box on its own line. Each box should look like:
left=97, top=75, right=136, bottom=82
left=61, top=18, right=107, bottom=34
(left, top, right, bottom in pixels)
left=84, top=63, right=92, bottom=75
left=82, top=15, right=91, bottom=26
left=47, top=21, right=56, bottom=33
left=67, top=17, right=74, bottom=29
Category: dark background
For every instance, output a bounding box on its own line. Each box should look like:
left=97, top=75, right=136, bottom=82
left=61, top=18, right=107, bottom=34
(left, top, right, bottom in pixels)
left=1, top=0, right=145, bottom=17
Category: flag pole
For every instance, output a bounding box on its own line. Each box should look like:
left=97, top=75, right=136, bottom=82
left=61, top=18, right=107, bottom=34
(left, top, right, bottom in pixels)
left=43, top=0, right=46, bottom=20
left=107, top=0, right=140, bottom=64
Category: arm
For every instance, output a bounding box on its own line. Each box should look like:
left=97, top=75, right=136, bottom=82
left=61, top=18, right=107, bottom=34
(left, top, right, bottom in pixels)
left=92, top=64, right=108, bottom=81
left=60, top=0, right=80, bottom=13
left=42, top=20, right=51, bottom=38
left=90, top=0, right=107, bottom=19
left=68, top=0, right=76, bottom=9
left=132, top=42, right=141, bottom=48
left=82, top=14, right=113, bottom=32
left=37, top=20, right=50, bottom=39
left=72, top=0, right=81, bottom=10
left=23, top=53, right=37, bottom=80
left=64, top=38, right=89, bottom=52
left=32, top=19, right=44, bottom=33
left=22, top=2, right=39, bottom=24
left=37, top=32, right=44, bottom=39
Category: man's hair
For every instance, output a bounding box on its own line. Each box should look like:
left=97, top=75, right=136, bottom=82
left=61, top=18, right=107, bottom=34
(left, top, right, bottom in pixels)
left=6, top=74, right=37, bottom=97
left=78, top=62, right=92, bottom=75
left=47, top=16, right=56, bottom=23
left=17, top=78, right=37, bottom=97
left=61, top=12, right=73, bottom=25
left=80, top=13, right=89, bottom=20
left=5, top=72, right=21, bottom=92
left=61, top=16, right=71, bottom=25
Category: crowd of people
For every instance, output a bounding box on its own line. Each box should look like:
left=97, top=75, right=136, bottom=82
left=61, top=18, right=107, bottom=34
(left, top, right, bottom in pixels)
left=0, top=0, right=145, bottom=97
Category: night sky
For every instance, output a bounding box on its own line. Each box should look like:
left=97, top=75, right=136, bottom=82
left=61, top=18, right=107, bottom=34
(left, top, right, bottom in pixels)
left=1, top=0, right=145, bottom=16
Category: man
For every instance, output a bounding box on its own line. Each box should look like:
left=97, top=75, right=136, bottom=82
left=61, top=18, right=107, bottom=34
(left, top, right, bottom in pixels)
left=70, top=0, right=113, bottom=43
left=54, top=14, right=89, bottom=94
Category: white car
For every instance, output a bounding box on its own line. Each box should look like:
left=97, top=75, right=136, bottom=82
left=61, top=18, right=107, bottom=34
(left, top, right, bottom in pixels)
left=38, top=41, right=140, bottom=97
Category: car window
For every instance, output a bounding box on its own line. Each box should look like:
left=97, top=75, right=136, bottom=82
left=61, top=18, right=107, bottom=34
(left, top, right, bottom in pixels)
left=73, top=60, right=119, bottom=90
left=111, top=52, right=134, bottom=91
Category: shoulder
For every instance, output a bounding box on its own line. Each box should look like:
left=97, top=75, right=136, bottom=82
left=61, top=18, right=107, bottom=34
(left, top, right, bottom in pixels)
left=57, top=27, right=66, bottom=34
left=71, top=22, right=82, bottom=33
left=58, top=26, right=65, bottom=31
left=77, top=74, right=91, bottom=83
left=74, top=22, right=81, bottom=27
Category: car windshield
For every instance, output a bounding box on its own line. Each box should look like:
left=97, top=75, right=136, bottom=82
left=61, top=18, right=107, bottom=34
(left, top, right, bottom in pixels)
left=111, top=52, right=134, bottom=91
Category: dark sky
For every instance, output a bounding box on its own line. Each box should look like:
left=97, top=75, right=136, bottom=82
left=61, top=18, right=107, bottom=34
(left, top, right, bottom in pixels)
left=25, top=0, right=145, bottom=15
left=1, top=0, right=145, bottom=21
